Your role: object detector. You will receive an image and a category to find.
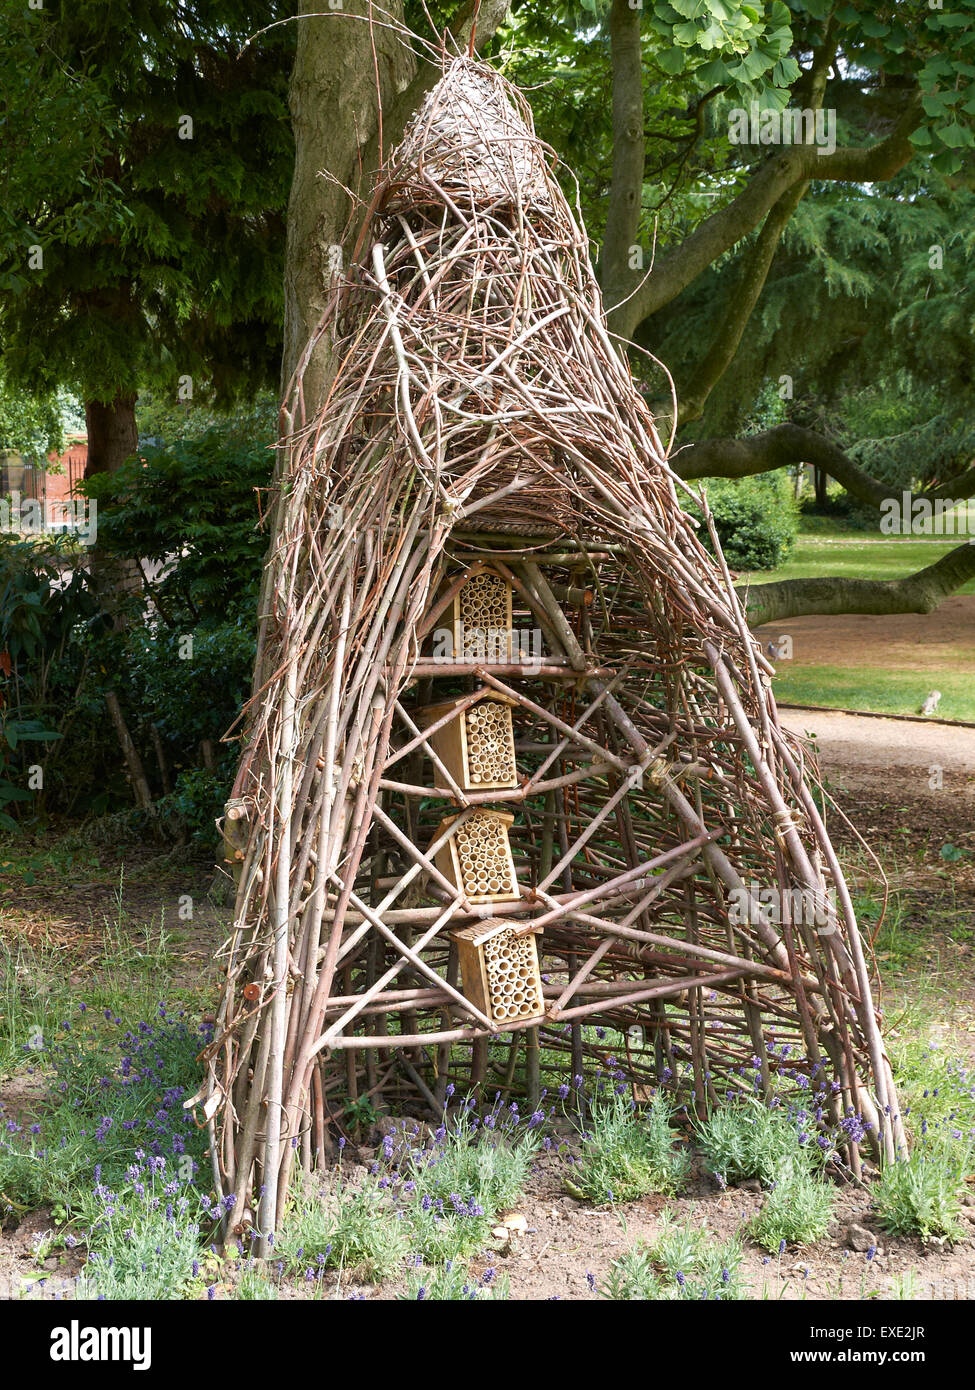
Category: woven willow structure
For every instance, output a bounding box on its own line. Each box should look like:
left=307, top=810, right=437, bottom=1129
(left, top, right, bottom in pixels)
left=202, top=58, right=902, bottom=1244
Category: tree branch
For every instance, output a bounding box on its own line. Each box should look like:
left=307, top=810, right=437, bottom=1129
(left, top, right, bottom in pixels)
left=610, top=89, right=921, bottom=339
left=678, top=179, right=808, bottom=424
left=677, top=422, right=975, bottom=514
left=674, top=423, right=894, bottom=509
left=740, top=540, right=975, bottom=626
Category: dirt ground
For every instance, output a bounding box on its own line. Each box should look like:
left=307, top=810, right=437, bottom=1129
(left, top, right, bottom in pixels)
left=754, top=593, right=975, bottom=674
left=780, top=706, right=975, bottom=842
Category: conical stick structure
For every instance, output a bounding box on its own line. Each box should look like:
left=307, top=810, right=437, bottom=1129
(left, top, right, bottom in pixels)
left=200, top=58, right=902, bottom=1246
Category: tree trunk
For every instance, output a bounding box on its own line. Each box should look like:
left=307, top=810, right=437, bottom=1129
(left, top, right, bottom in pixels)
left=281, top=1, right=415, bottom=410
left=82, top=391, right=141, bottom=612
left=84, top=392, right=138, bottom=479
left=104, top=690, right=153, bottom=811
left=281, top=1, right=511, bottom=410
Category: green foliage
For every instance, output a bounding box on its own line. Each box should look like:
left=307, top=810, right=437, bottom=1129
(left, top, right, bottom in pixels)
left=748, top=1169, right=836, bottom=1252
left=0, top=534, right=91, bottom=826
left=390, top=1105, right=539, bottom=1260
left=0, top=1, right=294, bottom=406
left=601, top=1214, right=748, bottom=1300
left=404, top=1107, right=539, bottom=1213
left=123, top=624, right=255, bottom=752
left=399, top=1258, right=509, bottom=1300
left=874, top=1149, right=968, bottom=1243
left=0, top=379, right=62, bottom=458
left=887, top=1032, right=975, bottom=1153
left=0, top=425, right=264, bottom=829
left=568, top=1090, right=690, bottom=1204
left=73, top=1164, right=208, bottom=1301
left=152, top=767, right=235, bottom=851
left=236, top=1265, right=280, bottom=1300
left=83, top=428, right=273, bottom=628
left=695, top=471, right=798, bottom=570
left=276, top=1180, right=412, bottom=1283
left=136, top=388, right=278, bottom=450
left=0, top=1003, right=211, bottom=1221
left=694, top=1094, right=829, bottom=1188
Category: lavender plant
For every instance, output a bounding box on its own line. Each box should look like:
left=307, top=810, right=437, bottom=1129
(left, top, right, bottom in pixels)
left=398, top=1257, right=509, bottom=1301
left=694, top=1090, right=833, bottom=1189
left=275, top=1179, right=411, bottom=1284
left=0, top=1003, right=211, bottom=1216
left=748, top=1168, right=836, bottom=1252
left=567, top=1090, right=689, bottom=1204
left=601, top=1215, right=748, bottom=1301
left=873, top=1146, right=967, bottom=1242
left=380, top=1093, right=540, bottom=1260
left=73, top=1155, right=210, bottom=1300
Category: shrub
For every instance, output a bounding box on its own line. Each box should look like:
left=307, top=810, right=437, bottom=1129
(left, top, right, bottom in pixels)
left=602, top=1215, right=748, bottom=1300
left=399, top=1258, right=509, bottom=1300
left=568, top=1090, right=689, bottom=1204
left=0, top=1004, right=212, bottom=1216
left=748, top=1169, right=836, bottom=1252
left=874, top=1149, right=967, bottom=1243
left=0, top=534, right=92, bottom=826
left=82, top=428, right=272, bottom=628
left=275, top=1179, right=411, bottom=1283
left=694, top=471, right=799, bottom=571
left=385, top=1097, right=539, bottom=1261
left=73, top=1158, right=208, bottom=1300
left=694, top=1094, right=830, bottom=1188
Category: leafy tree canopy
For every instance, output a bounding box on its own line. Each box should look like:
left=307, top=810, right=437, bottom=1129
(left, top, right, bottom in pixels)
left=0, top=0, right=295, bottom=409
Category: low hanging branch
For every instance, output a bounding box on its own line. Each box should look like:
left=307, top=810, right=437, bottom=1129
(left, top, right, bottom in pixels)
left=742, top=539, right=975, bottom=627
left=200, top=55, right=904, bottom=1252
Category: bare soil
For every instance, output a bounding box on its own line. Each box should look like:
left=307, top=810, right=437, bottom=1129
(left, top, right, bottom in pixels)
left=755, top=593, right=975, bottom=674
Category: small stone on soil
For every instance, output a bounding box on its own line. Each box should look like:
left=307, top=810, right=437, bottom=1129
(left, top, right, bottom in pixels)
left=845, top=1222, right=877, bottom=1252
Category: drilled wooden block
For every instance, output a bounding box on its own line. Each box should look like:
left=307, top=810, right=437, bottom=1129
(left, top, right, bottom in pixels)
left=451, top=919, right=545, bottom=1026
left=452, top=570, right=513, bottom=662
left=433, top=808, right=519, bottom=904
left=417, top=690, right=518, bottom=792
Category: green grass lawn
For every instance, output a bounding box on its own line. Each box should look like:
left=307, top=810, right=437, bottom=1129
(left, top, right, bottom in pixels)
left=744, top=529, right=975, bottom=720
left=744, top=535, right=975, bottom=592
left=769, top=666, right=975, bottom=721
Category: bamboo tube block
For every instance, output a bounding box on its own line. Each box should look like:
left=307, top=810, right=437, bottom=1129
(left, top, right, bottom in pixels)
left=453, top=569, right=513, bottom=662
left=451, top=919, right=545, bottom=1026
left=417, top=690, right=518, bottom=792
left=433, top=808, right=520, bottom=904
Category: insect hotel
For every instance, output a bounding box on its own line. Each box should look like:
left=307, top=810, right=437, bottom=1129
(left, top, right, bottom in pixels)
left=203, top=57, right=902, bottom=1240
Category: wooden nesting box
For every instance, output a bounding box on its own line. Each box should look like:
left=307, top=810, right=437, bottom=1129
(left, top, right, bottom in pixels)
left=451, top=919, right=545, bottom=1026
left=417, top=690, right=517, bottom=792
left=452, top=569, right=513, bottom=663
left=433, top=808, right=519, bottom=904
